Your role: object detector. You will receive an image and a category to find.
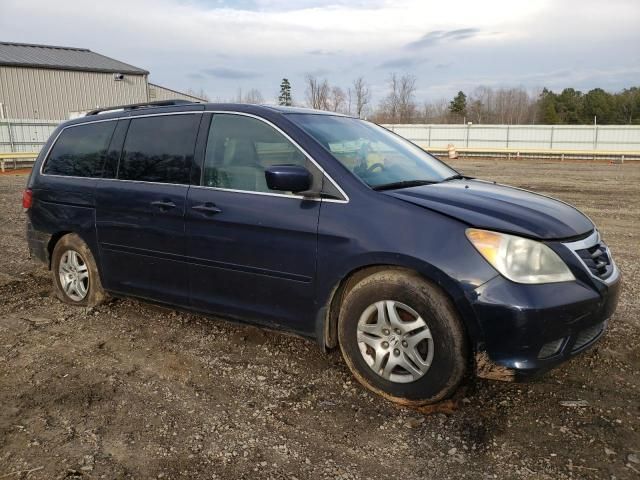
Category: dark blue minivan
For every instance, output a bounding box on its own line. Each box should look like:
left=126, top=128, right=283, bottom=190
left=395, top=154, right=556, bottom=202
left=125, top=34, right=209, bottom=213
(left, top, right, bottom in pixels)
left=24, top=101, right=621, bottom=405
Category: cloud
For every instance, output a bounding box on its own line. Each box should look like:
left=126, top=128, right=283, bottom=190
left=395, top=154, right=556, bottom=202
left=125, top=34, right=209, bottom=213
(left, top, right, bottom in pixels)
left=0, top=0, right=637, bottom=104
left=406, top=28, right=481, bottom=49
left=306, top=49, right=341, bottom=56
left=377, top=56, right=428, bottom=70
left=201, top=67, right=259, bottom=79
left=302, top=68, right=333, bottom=77
left=210, top=0, right=388, bottom=12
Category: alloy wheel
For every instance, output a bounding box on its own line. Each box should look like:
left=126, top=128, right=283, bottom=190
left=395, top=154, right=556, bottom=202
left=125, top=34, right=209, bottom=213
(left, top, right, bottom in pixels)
left=356, top=300, right=434, bottom=383
left=58, top=250, right=89, bottom=301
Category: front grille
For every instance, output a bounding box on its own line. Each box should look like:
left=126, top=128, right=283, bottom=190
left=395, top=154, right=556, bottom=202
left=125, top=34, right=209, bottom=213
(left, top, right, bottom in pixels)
left=572, top=322, right=604, bottom=351
left=575, top=243, right=612, bottom=280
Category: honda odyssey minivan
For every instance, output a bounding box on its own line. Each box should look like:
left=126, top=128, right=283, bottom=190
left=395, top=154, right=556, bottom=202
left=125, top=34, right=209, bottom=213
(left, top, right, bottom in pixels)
left=24, top=100, right=621, bottom=406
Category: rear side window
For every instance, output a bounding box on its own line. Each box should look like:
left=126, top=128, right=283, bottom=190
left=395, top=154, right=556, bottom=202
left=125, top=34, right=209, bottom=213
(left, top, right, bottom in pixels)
left=43, top=121, right=116, bottom=177
left=118, top=114, right=199, bottom=184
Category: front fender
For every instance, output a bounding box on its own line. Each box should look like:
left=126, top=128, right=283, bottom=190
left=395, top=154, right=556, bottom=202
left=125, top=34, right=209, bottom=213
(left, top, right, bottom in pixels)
left=316, top=196, right=500, bottom=349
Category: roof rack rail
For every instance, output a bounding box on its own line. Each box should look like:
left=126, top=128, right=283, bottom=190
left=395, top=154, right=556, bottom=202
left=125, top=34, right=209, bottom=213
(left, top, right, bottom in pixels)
left=85, top=99, right=197, bottom=116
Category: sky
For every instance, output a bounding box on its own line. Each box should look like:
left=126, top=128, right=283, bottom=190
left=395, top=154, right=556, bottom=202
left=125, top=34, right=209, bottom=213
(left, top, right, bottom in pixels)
left=1, top=0, right=639, bottom=105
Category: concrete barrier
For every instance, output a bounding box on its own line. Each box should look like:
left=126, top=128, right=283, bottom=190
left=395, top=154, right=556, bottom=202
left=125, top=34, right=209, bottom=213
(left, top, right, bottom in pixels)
left=0, top=152, right=38, bottom=172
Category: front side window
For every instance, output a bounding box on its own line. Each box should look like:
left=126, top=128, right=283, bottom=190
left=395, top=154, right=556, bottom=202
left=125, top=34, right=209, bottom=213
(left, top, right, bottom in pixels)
left=43, top=121, right=116, bottom=177
left=288, top=114, right=457, bottom=189
left=203, top=114, right=322, bottom=194
left=118, top=114, right=200, bottom=184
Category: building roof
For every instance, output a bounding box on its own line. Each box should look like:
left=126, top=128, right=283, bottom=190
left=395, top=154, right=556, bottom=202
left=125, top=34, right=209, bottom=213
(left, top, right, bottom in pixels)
left=0, top=41, right=148, bottom=75
left=148, top=83, right=208, bottom=102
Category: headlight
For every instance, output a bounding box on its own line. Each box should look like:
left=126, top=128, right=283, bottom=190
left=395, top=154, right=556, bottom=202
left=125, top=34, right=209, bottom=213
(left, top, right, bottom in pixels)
left=466, top=228, right=575, bottom=284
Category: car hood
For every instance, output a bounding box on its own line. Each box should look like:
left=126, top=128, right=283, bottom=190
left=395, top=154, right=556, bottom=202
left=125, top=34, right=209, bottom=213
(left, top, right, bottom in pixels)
left=384, top=179, right=594, bottom=240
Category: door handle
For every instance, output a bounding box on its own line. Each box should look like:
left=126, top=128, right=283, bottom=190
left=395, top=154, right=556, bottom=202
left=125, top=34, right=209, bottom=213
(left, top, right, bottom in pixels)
left=192, top=203, right=222, bottom=215
left=151, top=200, right=176, bottom=210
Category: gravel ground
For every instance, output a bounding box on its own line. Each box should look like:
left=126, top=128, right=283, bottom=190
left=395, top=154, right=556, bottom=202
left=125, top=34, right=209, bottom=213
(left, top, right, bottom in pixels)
left=0, top=159, right=638, bottom=479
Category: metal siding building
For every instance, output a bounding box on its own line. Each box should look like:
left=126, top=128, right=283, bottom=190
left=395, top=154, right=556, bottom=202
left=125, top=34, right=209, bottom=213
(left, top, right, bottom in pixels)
left=148, top=83, right=205, bottom=103
left=0, top=42, right=203, bottom=120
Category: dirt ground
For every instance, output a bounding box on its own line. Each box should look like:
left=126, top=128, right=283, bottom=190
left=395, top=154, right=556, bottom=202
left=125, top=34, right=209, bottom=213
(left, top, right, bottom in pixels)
left=1, top=159, right=638, bottom=479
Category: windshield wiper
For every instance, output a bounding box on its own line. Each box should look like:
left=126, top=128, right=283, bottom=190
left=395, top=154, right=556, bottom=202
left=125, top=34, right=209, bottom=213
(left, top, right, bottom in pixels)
left=372, top=179, right=438, bottom=191
left=440, top=174, right=471, bottom=182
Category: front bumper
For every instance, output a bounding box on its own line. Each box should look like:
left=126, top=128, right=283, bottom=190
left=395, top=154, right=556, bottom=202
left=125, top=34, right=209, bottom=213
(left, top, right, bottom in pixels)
left=469, top=265, right=621, bottom=379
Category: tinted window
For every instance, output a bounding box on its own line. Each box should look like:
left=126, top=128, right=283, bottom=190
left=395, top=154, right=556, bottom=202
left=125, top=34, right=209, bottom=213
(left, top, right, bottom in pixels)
left=118, top=114, right=199, bottom=184
left=102, top=120, right=130, bottom=179
left=43, top=121, right=116, bottom=177
left=203, top=114, right=322, bottom=194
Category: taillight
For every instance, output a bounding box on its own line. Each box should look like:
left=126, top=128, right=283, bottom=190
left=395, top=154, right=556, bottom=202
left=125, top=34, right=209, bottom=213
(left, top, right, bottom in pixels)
left=22, top=189, right=33, bottom=209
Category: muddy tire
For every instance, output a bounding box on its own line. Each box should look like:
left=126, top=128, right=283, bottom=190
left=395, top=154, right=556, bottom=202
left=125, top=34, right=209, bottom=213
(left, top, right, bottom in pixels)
left=51, top=233, right=107, bottom=307
left=338, top=270, right=467, bottom=406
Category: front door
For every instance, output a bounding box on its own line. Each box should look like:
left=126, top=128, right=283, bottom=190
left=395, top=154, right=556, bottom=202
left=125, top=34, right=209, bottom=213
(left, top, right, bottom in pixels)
left=186, top=113, right=323, bottom=333
left=96, top=113, right=201, bottom=304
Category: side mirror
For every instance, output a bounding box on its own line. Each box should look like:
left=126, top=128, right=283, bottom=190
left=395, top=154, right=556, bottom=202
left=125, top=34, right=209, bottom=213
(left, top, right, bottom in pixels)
left=265, top=165, right=312, bottom=193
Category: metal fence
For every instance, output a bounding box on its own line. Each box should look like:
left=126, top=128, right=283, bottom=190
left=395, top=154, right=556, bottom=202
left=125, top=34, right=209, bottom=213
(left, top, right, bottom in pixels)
left=0, top=118, right=60, bottom=154
left=2, top=119, right=640, bottom=165
left=383, top=124, right=640, bottom=152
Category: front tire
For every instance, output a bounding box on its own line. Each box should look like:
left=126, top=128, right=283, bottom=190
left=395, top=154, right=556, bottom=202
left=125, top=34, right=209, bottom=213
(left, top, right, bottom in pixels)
left=51, top=233, right=107, bottom=307
left=338, top=270, right=467, bottom=406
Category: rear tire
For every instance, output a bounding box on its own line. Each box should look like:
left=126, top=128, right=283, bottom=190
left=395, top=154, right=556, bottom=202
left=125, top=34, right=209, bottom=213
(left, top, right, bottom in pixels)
left=338, top=270, right=467, bottom=406
left=51, top=233, right=107, bottom=307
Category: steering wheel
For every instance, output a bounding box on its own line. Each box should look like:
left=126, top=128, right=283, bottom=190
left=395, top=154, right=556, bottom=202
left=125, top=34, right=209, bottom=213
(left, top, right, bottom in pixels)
left=366, top=162, right=385, bottom=173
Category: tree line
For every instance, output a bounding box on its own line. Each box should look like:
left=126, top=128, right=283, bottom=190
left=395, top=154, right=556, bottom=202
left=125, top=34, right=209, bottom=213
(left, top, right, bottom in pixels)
left=191, top=76, right=640, bottom=125
left=538, top=87, right=640, bottom=125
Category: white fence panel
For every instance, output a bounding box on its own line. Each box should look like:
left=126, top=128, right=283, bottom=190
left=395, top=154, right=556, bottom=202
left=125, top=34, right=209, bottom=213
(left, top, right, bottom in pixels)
left=384, top=124, right=640, bottom=152
left=468, top=126, right=506, bottom=148
left=0, top=119, right=59, bottom=154
left=596, top=126, right=640, bottom=151
left=508, top=126, right=551, bottom=149
left=430, top=126, right=466, bottom=145
left=3, top=120, right=640, bottom=156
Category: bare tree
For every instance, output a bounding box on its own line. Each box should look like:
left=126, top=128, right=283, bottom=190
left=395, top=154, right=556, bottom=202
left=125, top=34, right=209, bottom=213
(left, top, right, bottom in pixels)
left=305, top=74, right=330, bottom=110
left=379, top=75, right=399, bottom=122
left=468, top=86, right=493, bottom=123
left=243, top=88, right=264, bottom=104
left=467, top=99, right=484, bottom=123
left=233, top=88, right=243, bottom=103
left=352, top=77, right=371, bottom=118
left=328, top=86, right=347, bottom=113
left=494, top=89, right=510, bottom=123
left=446, top=85, right=539, bottom=124
left=378, top=73, right=417, bottom=123
left=421, top=98, right=450, bottom=123
left=398, top=75, right=418, bottom=122
left=489, top=87, right=535, bottom=124
left=186, top=88, right=210, bottom=101
left=231, top=88, right=265, bottom=104
left=299, top=74, right=543, bottom=124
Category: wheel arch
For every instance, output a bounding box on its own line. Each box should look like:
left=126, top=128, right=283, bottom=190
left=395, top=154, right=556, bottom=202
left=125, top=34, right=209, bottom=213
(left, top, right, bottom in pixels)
left=315, top=261, right=482, bottom=351
left=47, top=231, right=73, bottom=269
left=48, top=230, right=109, bottom=307
left=47, top=230, right=100, bottom=271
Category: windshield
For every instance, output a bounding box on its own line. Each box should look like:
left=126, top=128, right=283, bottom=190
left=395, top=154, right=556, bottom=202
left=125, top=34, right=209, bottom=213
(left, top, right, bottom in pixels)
left=288, top=114, right=457, bottom=189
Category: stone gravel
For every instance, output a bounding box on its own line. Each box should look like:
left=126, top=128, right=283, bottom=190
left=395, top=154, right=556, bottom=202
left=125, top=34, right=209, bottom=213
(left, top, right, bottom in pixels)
left=0, top=159, right=638, bottom=479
